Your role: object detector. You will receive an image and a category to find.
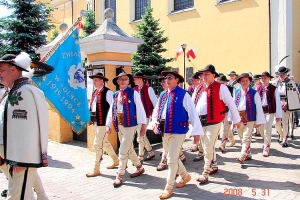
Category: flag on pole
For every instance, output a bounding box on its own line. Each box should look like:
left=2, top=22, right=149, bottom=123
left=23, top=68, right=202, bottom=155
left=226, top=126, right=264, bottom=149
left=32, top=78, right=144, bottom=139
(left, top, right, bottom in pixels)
left=32, top=28, right=90, bottom=133
left=187, top=47, right=196, bottom=59
left=174, top=48, right=183, bottom=61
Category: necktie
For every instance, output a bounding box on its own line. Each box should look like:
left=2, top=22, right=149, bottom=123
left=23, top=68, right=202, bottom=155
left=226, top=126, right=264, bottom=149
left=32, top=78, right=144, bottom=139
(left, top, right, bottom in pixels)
left=119, top=90, right=124, bottom=104
left=90, top=90, right=99, bottom=109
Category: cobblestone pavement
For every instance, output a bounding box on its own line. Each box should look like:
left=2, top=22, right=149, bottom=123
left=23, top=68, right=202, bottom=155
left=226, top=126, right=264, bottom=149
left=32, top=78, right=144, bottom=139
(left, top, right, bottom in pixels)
left=1, top=127, right=300, bottom=200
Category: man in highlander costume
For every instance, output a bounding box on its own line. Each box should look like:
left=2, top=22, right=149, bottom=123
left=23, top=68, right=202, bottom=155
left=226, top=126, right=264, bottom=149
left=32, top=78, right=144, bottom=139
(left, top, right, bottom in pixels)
left=0, top=52, right=49, bottom=199
left=274, top=66, right=300, bottom=147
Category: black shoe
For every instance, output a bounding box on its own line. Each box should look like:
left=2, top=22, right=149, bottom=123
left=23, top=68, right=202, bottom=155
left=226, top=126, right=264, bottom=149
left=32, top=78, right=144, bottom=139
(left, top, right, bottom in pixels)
left=281, top=141, right=288, bottom=147
left=1, top=189, right=8, bottom=197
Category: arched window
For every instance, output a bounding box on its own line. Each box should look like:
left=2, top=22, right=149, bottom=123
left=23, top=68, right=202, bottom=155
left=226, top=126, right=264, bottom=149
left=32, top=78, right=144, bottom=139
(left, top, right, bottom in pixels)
left=105, top=0, right=116, bottom=22
left=135, top=0, right=149, bottom=20
left=174, top=0, right=194, bottom=11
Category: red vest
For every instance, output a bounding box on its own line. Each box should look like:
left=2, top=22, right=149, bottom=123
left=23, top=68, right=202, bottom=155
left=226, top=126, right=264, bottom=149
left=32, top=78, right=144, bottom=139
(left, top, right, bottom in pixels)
left=206, top=81, right=226, bottom=123
left=134, top=84, right=154, bottom=117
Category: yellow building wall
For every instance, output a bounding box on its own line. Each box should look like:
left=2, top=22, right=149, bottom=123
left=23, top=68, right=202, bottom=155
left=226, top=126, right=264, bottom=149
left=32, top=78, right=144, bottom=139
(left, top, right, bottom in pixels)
left=292, top=0, right=300, bottom=83
left=48, top=0, right=270, bottom=77
left=117, top=0, right=270, bottom=77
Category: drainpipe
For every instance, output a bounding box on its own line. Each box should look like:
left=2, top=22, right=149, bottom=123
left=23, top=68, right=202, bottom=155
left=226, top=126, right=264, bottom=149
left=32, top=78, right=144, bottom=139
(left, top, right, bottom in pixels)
left=268, top=0, right=271, bottom=73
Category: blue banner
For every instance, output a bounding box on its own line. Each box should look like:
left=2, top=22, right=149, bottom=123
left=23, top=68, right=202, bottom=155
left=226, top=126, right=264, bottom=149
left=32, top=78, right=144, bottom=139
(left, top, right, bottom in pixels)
left=32, top=28, right=90, bottom=133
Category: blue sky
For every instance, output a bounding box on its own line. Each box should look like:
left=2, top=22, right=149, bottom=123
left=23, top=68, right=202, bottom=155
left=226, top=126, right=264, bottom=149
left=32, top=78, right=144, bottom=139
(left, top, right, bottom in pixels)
left=0, top=5, right=12, bottom=18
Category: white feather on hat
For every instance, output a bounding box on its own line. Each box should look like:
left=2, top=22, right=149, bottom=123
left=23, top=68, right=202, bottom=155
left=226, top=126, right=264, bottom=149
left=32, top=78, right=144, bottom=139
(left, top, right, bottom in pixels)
left=274, top=65, right=283, bottom=73
left=14, top=52, right=31, bottom=71
left=22, top=67, right=34, bottom=79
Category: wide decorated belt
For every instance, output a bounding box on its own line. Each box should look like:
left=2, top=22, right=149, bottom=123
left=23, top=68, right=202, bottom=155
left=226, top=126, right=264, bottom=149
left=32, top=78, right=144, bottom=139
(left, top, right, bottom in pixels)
left=116, top=113, right=124, bottom=125
left=239, top=110, right=247, bottom=123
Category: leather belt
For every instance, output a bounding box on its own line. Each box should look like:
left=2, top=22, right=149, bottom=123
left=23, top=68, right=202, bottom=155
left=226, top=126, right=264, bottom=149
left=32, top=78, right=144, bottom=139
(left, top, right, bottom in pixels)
left=280, top=95, right=287, bottom=101
left=262, top=106, right=269, bottom=114
left=90, top=112, right=97, bottom=122
left=199, top=115, right=220, bottom=127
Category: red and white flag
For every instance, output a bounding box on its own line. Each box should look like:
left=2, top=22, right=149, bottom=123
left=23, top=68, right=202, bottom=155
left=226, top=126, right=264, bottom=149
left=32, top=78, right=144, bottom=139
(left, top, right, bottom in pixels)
left=174, top=48, right=183, bottom=61
left=187, top=47, right=196, bottom=59
left=77, top=21, right=84, bottom=34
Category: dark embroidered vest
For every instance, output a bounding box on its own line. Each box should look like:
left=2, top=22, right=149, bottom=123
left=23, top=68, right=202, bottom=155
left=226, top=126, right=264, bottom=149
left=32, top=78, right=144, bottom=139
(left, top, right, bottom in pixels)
left=257, top=84, right=276, bottom=114
left=227, top=85, right=234, bottom=97
left=112, top=87, right=137, bottom=132
left=93, top=87, right=110, bottom=126
left=206, top=81, right=226, bottom=123
left=134, top=84, right=154, bottom=118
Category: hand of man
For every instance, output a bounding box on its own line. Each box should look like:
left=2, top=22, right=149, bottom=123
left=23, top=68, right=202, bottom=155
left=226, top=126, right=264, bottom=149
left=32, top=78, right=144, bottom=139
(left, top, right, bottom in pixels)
left=193, top=135, right=200, bottom=143
left=88, top=121, right=94, bottom=126
left=106, top=126, right=111, bottom=134
left=13, top=166, right=26, bottom=172
left=228, top=121, right=232, bottom=125
left=153, top=124, right=159, bottom=134
left=276, top=118, right=281, bottom=122
left=234, top=122, right=241, bottom=129
left=140, top=124, right=147, bottom=137
left=255, top=124, right=261, bottom=128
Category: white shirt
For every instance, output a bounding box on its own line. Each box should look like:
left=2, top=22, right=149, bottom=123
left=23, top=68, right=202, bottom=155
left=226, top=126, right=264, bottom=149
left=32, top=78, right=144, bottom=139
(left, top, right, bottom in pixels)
left=261, top=86, right=282, bottom=118
left=194, top=84, right=241, bottom=125
left=277, top=81, right=286, bottom=96
left=234, top=88, right=266, bottom=124
left=106, top=88, right=147, bottom=127
left=151, top=88, right=204, bottom=136
left=90, top=87, right=113, bottom=112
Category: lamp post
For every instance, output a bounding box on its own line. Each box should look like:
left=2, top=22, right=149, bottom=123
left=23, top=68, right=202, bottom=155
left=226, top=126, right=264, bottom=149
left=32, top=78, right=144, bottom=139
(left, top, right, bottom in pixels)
left=181, top=43, right=187, bottom=89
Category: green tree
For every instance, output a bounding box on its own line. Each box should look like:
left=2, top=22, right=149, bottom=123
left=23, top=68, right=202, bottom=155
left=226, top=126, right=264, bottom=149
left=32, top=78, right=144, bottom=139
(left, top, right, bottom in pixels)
left=50, top=28, right=59, bottom=42
left=132, top=6, right=172, bottom=76
left=82, top=10, right=99, bottom=37
left=0, top=0, right=54, bottom=59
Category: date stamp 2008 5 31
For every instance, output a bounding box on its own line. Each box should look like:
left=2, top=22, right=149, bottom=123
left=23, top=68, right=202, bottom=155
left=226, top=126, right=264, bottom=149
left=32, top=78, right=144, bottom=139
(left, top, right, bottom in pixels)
left=224, top=188, right=270, bottom=197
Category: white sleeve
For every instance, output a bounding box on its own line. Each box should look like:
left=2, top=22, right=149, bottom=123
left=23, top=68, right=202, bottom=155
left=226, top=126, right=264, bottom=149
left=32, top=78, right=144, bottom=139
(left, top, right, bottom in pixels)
left=134, top=90, right=147, bottom=124
left=148, top=87, right=158, bottom=107
left=220, top=85, right=240, bottom=124
left=106, top=90, right=114, bottom=107
left=254, top=92, right=266, bottom=124
left=275, top=88, right=282, bottom=118
left=147, top=102, right=159, bottom=129
left=183, top=93, right=204, bottom=136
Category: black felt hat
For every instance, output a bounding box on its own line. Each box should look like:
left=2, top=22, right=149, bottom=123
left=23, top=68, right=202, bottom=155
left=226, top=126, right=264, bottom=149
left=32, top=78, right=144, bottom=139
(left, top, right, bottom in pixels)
left=0, top=53, right=31, bottom=72
left=275, top=66, right=290, bottom=75
left=237, top=73, right=253, bottom=82
left=199, top=64, right=219, bottom=77
left=252, top=74, right=261, bottom=80
left=161, top=70, right=184, bottom=83
left=112, top=72, right=134, bottom=86
left=89, top=72, right=109, bottom=82
left=217, top=75, right=229, bottom=82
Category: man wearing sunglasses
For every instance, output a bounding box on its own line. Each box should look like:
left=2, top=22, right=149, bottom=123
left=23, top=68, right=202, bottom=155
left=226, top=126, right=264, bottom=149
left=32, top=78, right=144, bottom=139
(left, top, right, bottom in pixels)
left=106, top=72, right=147, bottom=188
left=151, top=71, right=203, bottom=199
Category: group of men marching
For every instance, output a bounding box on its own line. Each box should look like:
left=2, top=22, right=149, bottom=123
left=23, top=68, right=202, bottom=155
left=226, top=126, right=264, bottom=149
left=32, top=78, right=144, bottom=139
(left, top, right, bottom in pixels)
left=86, top=63, right=299, bottom=199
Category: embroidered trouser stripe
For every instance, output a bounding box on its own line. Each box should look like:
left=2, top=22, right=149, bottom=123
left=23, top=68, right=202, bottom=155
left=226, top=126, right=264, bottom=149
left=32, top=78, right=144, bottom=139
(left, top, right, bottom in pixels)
left=20, top=168, right=29, bottom=200
left=8, top=167, right=38, bottom=200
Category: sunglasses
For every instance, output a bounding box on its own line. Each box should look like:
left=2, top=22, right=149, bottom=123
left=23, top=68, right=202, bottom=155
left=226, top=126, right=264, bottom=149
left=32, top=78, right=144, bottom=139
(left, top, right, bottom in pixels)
left=164, top=76, right=176, bottom=80
left=118, top=78, right=129, bottom=81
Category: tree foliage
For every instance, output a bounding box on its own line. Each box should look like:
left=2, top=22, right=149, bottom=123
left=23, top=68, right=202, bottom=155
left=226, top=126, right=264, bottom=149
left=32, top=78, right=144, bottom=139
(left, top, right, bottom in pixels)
left=82, top=10, right=99, bottom=37
left=132, top=6, right=172, bottom=76
left=0, top=0, right=54, bottom=59
left=50, top=28, right=59, bottom=42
